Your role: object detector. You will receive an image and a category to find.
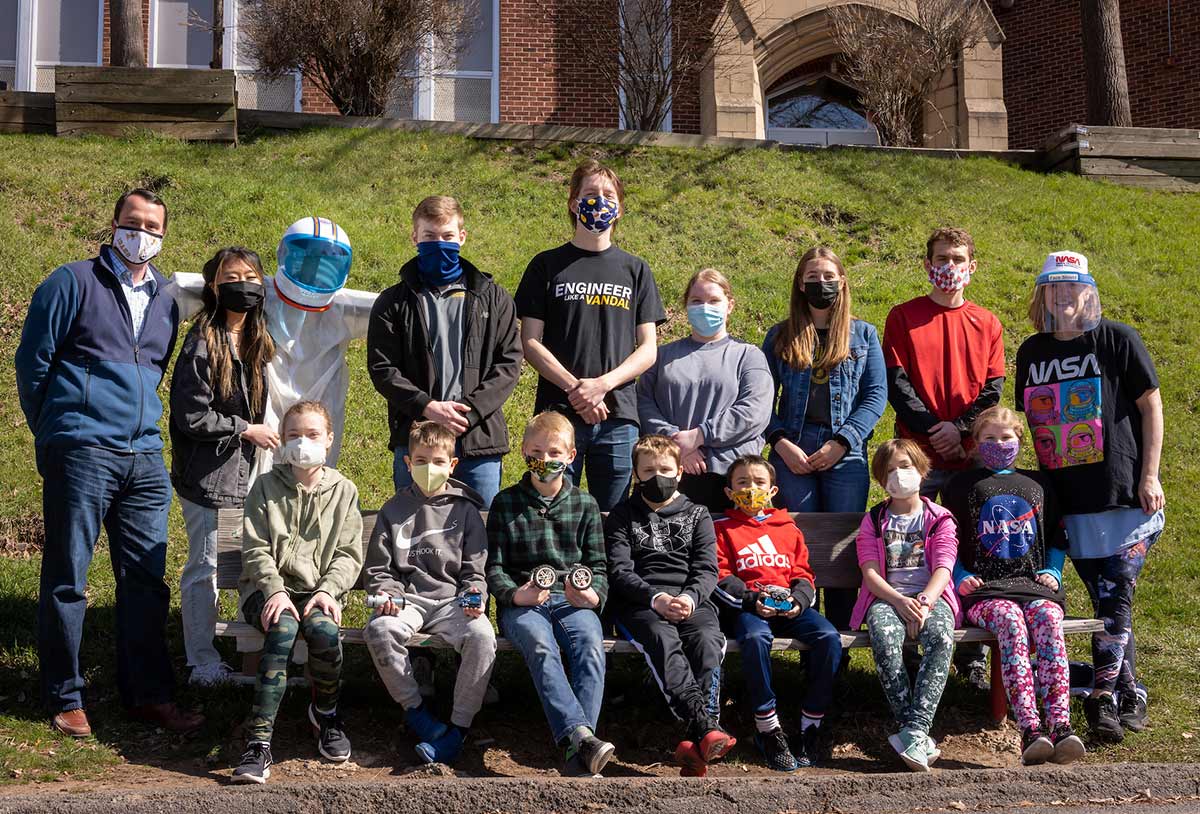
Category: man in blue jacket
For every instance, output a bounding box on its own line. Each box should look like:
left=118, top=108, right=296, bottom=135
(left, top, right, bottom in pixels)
left=16, top=189, right=203, bottom=737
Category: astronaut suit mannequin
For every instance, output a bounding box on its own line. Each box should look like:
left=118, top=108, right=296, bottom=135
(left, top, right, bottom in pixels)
left=169, top=217, right=375, bottom=476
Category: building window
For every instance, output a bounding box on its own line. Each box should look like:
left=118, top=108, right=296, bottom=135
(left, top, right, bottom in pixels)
left=227, top=0, right=300, bottom=112
left=765, top=74, right=878, bottom=146
left=32, top=0, right=102, bottom=90
left=150, top=0, right=214, bottom=68
left=1, top=0, right=17, bottom=88
left=397, top=0, right=498, bottom=124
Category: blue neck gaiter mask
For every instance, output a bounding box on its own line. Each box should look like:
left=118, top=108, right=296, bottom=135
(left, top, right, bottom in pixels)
left=416, top=241, right=463, bottom=286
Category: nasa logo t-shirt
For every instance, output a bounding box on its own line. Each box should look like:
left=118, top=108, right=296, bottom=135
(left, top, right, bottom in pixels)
left=1015, top=319, right=1159, bottom=515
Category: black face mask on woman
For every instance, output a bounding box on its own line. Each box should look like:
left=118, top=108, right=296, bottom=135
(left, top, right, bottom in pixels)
left=638, top=474, right=678, bottom=503
left=217, top=281, right=265, bottom=313
left=804, top=280, right=840, bottom=310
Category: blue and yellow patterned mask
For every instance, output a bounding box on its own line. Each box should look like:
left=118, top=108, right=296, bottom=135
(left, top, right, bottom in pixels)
left=526, top=455, right=568, bottom=483
left=576, top=195, right=619, bottom=234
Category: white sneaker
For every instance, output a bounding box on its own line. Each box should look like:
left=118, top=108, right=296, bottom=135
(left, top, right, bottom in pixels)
left=189, top=661, right=235, bottom=687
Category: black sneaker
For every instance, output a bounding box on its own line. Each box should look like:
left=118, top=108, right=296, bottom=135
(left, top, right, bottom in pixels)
left=1049, top=723, right=1086, bottom=765
left=575, top=734, right=615, bottom=776
left=754, top=728, right=798, bottom=773
left=1020, top=726, right=1054, bottom=766
left=231, top=741, right=272, bottom=784
left=1118, top=692, right=1149, bottom=732
left=1084, top=694, right=1125, bottom=743
left=308, top=704, right=352, bottom=762
left=795, top=725, right=832, bottom=768
left=961, top=659, right=990, bottom=692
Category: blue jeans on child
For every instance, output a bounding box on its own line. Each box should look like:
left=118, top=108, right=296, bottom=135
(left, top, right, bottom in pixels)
left=566, top=417, right=638, bottom=512
left=36, top=446, right=176, bottom=712
left=499, top=595, right=606, bottom=743
left=392, top=445, right=503, bottom=507
left=733, top=608, right=843, bottom=718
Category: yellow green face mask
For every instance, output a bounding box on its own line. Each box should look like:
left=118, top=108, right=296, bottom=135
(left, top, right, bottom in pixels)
left=411, top=462, right=451, bottom=493
left=730, top=486, right=772, bottom=515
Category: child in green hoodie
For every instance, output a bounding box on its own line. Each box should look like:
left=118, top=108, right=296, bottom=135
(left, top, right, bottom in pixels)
left=232, top=400, right=364, bottom=784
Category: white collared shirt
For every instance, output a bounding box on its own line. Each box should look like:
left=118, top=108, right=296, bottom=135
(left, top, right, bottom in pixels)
left=107, top=247, right=158, bottom=340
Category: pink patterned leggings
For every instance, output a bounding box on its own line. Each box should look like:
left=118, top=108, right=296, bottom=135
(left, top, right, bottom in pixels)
left=966, top=598, right=1070, bottom=732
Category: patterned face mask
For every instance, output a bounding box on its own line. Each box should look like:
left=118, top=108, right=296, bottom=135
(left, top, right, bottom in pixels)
left=730, top=486, right=773, bottom=515
left=113, top=226, right=164, bottom=265
left=978, top=438, right=1021, bottom=471
left=525, top=455, right=568, bottom=483
left=928, top=261, right=971, bottom=293
left=576, top=195, right=619, bottom=234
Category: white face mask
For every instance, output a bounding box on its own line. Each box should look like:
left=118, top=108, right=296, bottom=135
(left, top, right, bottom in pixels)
left=280, top=436, right=327, bottom=468
left=112, top=226, right=164, bottom=265
left=885, top=467, right=922, bottom=499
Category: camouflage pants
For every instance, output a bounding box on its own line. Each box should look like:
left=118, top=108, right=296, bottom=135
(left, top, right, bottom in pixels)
left=242, top=591, right=342, bottom=742
left=866, top=598, right=955, bottom=736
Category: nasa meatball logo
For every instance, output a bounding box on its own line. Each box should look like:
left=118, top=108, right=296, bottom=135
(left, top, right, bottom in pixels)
left=977, top=495, right=1037, bottom=559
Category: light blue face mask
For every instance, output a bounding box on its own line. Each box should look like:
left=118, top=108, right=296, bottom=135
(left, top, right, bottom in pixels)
left=687, top=303, right=727, bottom=337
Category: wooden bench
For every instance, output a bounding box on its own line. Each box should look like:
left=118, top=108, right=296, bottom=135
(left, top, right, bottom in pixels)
left=212, top=508, right=1102, bottom=722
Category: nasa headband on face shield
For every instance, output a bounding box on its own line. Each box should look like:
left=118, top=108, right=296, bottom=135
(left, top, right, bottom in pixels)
left=1035, top=251, right=1101, bottom=333
left=274, top=216, right=353, bottom=312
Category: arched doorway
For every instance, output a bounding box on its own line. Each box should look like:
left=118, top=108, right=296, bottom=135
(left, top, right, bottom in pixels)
left=764, top=72, right=878, bottom=146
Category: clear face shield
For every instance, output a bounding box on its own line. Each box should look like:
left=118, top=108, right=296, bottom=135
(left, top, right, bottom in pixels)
left=1037, top=279, right=1101, bottom=333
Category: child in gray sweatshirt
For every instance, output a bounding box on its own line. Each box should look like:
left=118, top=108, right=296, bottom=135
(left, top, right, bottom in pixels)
left=364, top=421, right=497, bottom=766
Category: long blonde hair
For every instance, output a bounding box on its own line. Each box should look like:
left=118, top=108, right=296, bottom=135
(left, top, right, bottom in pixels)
left=772, top=246, right=852, bottom=371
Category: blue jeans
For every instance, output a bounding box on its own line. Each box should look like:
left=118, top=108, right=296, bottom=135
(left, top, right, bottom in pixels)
left=566, top=417, right=638, bottom=512
left=36, top=446, right=175, bottom=712
left=770, top=424, right=867, bottom=629
left=733, top=608, right=842, bottom=717
left=392, top=445, right=503, bottom=507
left=499, top=595, right=606, bottom=743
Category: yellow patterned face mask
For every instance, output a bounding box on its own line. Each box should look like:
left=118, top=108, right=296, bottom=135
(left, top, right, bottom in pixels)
left=525, top=455, right=568, bottom=483
left=730, top=486, right=772, bottom=515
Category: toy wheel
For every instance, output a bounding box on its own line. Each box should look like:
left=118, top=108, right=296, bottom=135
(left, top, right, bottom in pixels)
left=531, top=564, right=557, bottom=589
left=568, top=565, right=593, bottom=590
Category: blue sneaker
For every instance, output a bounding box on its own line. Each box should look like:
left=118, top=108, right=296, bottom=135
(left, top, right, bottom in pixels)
left=415, top=727, right=465, bottom=765
left=405, top=704, right=448, bottom=743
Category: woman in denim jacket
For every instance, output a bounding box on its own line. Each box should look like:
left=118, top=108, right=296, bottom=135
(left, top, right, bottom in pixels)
left=762, top=246, right=887, bottom=628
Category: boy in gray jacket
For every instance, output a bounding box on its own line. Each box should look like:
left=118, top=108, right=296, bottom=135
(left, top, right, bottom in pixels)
left=364, top=421, right=497, bottom=765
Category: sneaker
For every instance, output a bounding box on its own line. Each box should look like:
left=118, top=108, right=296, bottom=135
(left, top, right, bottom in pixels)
left=1085, top=694, right=1125, bottom=743
left=961, top=659, right=990, bottom=692
left=698, top=728, right=736, bottom=763
left=796, top=724, right=832, bottom=768
left=562, top=750, right=600, bottom=778
left=754, top=728, right=798, bottom=773
left=925, top=735, right=941, bottom=766
left=405, top=704, right=448, bottom=744
left=1118, top=692, right=1149, bottom=732
left=231, top=741, right=272, bottom=784
left=674, top=740, right=707, bottom=777
left=308, top=704, right=351, bottom=762
left=1020, top=726, right=1054, bottom=766
left=413, top=653, right=436, bottom=699
left=576, top=734, right=615, bottom=776
left=1049, top=723, right=1086, bottom=765
left=887, top=729, right=930, bottom=773
left=415, top=727, right=465, bottom=765
left=189, top=662, right=235, bottom=687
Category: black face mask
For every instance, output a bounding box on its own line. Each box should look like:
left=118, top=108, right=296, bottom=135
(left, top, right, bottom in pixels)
left=638, top=474, right=678, bottom=503
left=217, top=281, right=265, bottom=313
left=804, top=280, right=840, bottom=310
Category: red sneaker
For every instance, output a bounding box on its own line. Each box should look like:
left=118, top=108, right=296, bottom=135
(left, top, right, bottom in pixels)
left=699, top=729, right=736, bottom=763
left=674, top=740, right=707, bottom=777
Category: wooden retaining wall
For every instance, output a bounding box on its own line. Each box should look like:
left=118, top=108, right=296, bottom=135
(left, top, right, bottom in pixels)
left=54, top=66, right=237, bottom=143
left=1042, top=123, right=1200, bottom=191
left=0, top=91, right=54, bottom=135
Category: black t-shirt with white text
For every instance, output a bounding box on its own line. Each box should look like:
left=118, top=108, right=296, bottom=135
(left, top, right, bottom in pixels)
left=515, top=242, right=665, bottom=423
left=1015, top=318, right=1158, bottom=515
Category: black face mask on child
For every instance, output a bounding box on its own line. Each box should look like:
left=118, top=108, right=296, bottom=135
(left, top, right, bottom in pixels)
left=638, top=474, right=678, bottom=503
left=217, top=281, right=265, bottom=313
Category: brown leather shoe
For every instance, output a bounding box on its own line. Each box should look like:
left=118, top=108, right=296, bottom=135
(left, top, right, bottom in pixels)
left=127, top=702, right=205, bottom=733
left=52, top=708, right=92, bottom=738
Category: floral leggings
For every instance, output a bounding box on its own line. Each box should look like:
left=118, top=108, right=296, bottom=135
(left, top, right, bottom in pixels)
left=966, top=598, right=1070, bottom=732
left=867, top=598, right=956, bottom=736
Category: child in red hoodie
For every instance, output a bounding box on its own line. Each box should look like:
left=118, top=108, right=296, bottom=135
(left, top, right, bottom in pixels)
left=715, top=454, right=843, bottom=772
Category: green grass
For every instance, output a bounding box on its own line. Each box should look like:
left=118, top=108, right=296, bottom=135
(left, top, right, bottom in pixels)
left=1, top=128, right=1199, bottom=782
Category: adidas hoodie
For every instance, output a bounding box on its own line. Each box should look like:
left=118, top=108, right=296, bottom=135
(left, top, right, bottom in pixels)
left=713, top=507, right=816, bottom=613
left=364, top=479, right=488, bottom=604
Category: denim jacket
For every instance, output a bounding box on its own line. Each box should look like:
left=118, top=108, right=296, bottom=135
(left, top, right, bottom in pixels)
left=762, top=318, right=887, bottom=453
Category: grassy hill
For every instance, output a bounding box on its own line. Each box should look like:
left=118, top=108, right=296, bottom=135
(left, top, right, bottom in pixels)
left=1, top=127, right=1198, bottom=779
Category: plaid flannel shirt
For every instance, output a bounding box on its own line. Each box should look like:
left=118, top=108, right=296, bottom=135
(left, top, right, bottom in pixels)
left=485, top=474, right=608, bottom=609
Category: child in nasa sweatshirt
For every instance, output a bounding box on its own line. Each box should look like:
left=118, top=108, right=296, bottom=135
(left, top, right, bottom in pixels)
left=714, top=454, right=842, bottom=772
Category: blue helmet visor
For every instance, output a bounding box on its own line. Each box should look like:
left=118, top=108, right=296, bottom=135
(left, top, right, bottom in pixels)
left=279, top=236, right=352, bottom=295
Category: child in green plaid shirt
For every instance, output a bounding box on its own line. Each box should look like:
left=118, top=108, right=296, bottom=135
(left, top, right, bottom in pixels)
left=486, top=411, right=614, bottom=777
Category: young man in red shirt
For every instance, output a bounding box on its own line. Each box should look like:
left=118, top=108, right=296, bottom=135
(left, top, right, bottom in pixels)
left=882, top=226, right=1005, bottom=689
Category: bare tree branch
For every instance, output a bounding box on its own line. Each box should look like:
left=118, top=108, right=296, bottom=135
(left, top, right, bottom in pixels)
left=829, top=0, right=990, bottom=147
left=240, top=0, right=476, bottom=117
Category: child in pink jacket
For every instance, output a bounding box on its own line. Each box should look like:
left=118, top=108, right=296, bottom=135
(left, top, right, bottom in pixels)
left=849, top=439, right=960, bottom=772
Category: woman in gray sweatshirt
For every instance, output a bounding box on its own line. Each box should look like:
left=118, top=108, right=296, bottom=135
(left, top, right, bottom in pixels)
left=637, top=268, right=773, bottom=512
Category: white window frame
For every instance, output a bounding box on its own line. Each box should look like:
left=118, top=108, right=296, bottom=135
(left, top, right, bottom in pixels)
left=16, top=0, right=103, bottom=91
left=407, top=0, right=499, bottom=124
left=617, top=0, right=672, bottom=133
left=762, top=72, right=878, bottom=146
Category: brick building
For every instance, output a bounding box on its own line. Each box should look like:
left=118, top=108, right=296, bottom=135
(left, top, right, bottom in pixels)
left=2, top=0, right=1196, bottom=150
